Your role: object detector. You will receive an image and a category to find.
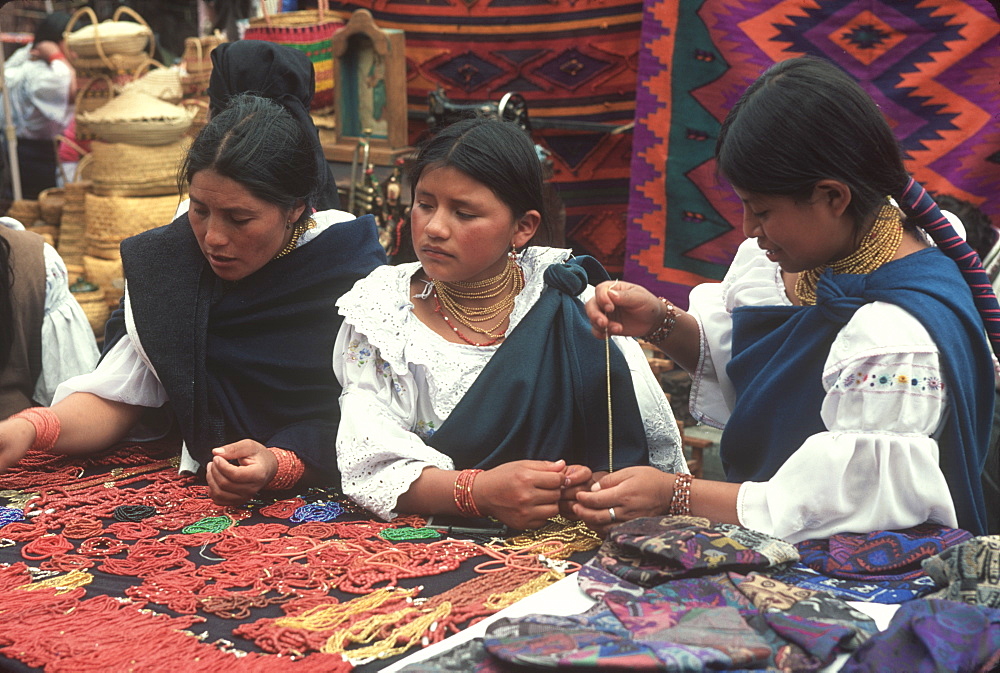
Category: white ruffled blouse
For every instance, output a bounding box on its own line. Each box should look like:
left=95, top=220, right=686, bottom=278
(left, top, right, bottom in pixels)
left=334, top=246, right=686, bottom=520
left=688, top=238, right=961, bottom=543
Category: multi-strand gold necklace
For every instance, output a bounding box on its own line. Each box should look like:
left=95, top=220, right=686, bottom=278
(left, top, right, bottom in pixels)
left=432, top=254, right=524, bottom=346
left=795, top=203, right=903, bottom=305
left=273, top=217, right=317, bottom=260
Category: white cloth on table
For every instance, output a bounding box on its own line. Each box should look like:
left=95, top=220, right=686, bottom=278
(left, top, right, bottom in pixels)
left=51, top=210, right=355, bottom=471
left=334, top=246, right=687, bottom=520
left=687, top=238, right=959, bottom=543
left=0, top=217, right=99, bottom=406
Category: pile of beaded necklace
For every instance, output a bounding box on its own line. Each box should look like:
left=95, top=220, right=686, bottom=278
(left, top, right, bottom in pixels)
left=795, top=203, right=903, bottom=306
left=431, top=252, right=524, bottom=346
left=273, top=217, right=317, bottom=260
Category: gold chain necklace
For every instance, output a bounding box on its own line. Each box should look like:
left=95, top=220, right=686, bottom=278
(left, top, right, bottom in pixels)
left=273, top=217, right=317, bottom=260
left=432, top=255, right=524, bottom=340
left=795, top=203, right=903, bottom=305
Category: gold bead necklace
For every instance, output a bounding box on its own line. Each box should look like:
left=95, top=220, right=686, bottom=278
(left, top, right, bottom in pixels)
left=432, top=254, right=524, bottom=341
left=273, top=217, right=317, bottom=260
left=795, top=203, right=903, bottom=305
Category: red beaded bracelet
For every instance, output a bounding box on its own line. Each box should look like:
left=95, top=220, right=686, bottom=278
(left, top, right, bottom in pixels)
left=668, top=473, right=693, bottom=516
left=9, top=407, right=61, bottom=452
left=644, top=297, right=678, bottom=343
left=265, top=447, right=305, bottom=490
left=453, top=468, right=484, bottom=517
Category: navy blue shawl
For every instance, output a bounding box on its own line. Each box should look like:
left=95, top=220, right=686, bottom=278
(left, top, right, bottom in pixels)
left=112, top=213, right=386, bottom=481
left=722, top=248, right=993, bottom=535
left=427, top=257, right=649, bottom=471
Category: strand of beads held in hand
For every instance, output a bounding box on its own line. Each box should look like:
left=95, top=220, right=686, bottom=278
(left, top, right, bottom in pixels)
left=0, top=444, right=599, bottom=667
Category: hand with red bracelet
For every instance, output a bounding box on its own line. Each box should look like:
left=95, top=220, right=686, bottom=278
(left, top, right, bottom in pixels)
left=0, top=416, right=38, bottom=473
left=571, top=466, right=677, bottom=536
left=472, top=459, right=569, bottom=531
left=206, top=439, right=278, bottom=506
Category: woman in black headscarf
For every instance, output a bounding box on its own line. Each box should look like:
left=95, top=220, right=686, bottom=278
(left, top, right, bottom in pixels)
left=208, top=39, right=342, bottom=210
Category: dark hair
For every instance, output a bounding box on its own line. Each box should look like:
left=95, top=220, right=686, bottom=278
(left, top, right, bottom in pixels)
left=180, top=93, right=318, bottom=223
left=407, top=116, right=549, bottom=244
left=0, top=236, right=13, bottom=371
left=34, top=11, right=71, bottom=45
left=716, top=56, right=909, bottom=229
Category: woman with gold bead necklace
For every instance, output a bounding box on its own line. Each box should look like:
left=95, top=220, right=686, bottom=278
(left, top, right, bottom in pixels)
left=576, top=56, right=999, bottom=540
left=334, top=117, right=687, bottom=531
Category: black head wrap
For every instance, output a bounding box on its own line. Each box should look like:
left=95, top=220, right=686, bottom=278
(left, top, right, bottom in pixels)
left=208, top=40, right=341, bottom=210
left=35, top=11, right=71, bottom=46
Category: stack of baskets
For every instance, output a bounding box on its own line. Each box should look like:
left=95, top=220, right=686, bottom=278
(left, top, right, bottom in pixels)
left=180, top=31, right=226, bottom=138
left=64, top=6, right=157, bottom=141
left=58, top=167, right=94, bottom=280
left=76, top=89, right=192, bottom=312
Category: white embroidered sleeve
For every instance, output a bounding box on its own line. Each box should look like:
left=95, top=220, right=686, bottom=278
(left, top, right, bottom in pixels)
left=334, top=322, right=454, bottom=520
left=737, top=302, right=956, bottom=542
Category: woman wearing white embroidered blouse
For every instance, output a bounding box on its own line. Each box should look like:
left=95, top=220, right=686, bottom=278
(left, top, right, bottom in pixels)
left=333, top=117, right=686, bottom=531
left=574, top=56, right=996, bottom=541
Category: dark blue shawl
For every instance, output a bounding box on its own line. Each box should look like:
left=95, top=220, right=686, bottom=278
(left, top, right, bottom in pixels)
left=722, top=248, right=993, bottom=535
left=109, top=213, right=386, bottom=482
left=427, top=257, right=649, bottom=472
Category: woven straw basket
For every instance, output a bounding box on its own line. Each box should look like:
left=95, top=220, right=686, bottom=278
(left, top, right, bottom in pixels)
left=90, top=138, right=190, bottom=197
left=181, top=31, right=226, bottom=96
left=120, top=61, right=184, bottom=103
left=38, top=188, right=65, bottom=225
left=70, top=278, right=111, bottom=336
left=84, top=193, right=179, bottom=248
left=65, top=6, right=154, bottom=59
left=77, top=90, right=195, bottom=146
left=83, top=255, right=125, bottom=308
left=5, top=199, right=41, bottom=226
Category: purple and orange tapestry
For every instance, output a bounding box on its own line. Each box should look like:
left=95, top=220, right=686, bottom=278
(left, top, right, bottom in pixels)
left=325, top=0, right=642, bottom=275
left=626, top=0, right=1000, bottom=307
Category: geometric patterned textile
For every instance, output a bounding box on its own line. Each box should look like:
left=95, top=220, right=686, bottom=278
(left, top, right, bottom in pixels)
left=626, top=0, right=1000, bottom=307
left=324, top=0, right=643, bottom=274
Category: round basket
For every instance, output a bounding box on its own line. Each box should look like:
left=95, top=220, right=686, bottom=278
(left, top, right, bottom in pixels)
left=120, top=60, right=183, bottom=103
left=90, top=137, right=190, bottom=197
left=64, top=6, right=154, bottom=59
left=70, top=278, right=110, bottom=336
left=72, top=51, right=150, bottom=80
left=38, top=188, right=65, bottom=225
left=77, top=90, right=195, bottom=146
left=5, top=199, right=41, bottom=226
left=83, top=255, right=125, bottom=308
left=84, top=192, right=179, bottom=246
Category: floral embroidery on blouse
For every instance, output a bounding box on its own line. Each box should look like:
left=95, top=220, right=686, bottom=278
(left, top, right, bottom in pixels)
left=837, top=369, right=945, bottom=392
left=344, top=339, right=374, bottom=367
left=414, top=420, right=436, bottom=439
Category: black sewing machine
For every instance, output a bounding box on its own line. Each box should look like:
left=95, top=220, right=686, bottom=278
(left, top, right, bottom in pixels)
left=426, top=88, right=531, bottom=132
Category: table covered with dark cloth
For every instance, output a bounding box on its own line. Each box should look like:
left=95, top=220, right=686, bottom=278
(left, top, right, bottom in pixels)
left=0, top=436, right=599, bottom=672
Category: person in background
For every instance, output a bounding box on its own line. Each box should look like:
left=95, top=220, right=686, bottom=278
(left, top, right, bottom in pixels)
left=334, top=117, right=685, bottom=531
left=0, top=216, right=98, bottom=417
left=0, top=94, right=387, bottom=505
left=576, top=56, right=997, bottom=540
left=1, top=12, right=75, bottom=200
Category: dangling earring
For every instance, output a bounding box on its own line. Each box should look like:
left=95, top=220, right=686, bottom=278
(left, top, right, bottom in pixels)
left=509, top=242, right=519, bottom=262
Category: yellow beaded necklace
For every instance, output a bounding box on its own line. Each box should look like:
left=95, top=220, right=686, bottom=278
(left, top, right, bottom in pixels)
left=273, top=217, right=317, bottom=260
left=432, top=253, right=524, bottom=341
left=795, top=203, right=903, bottom=305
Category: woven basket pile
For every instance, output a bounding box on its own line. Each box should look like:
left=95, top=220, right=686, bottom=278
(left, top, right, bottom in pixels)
left=65, top=6, right=157, bottom=140
left=5, top=199, right=41, bottom=227
left=77, top=90, right=195, bottom=146
left=181, top=31, right=225, bottom=98
left=68, top=277, right=110, bottom=337
left=58, top=175, right=93, bottom=276
left=90, top=138, right=191, bottom=197
left=84, top=192, right=180, bottom=307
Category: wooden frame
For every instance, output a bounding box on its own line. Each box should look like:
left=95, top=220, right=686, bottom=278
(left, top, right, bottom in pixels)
left=325, top=8, right=410, bottom=165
